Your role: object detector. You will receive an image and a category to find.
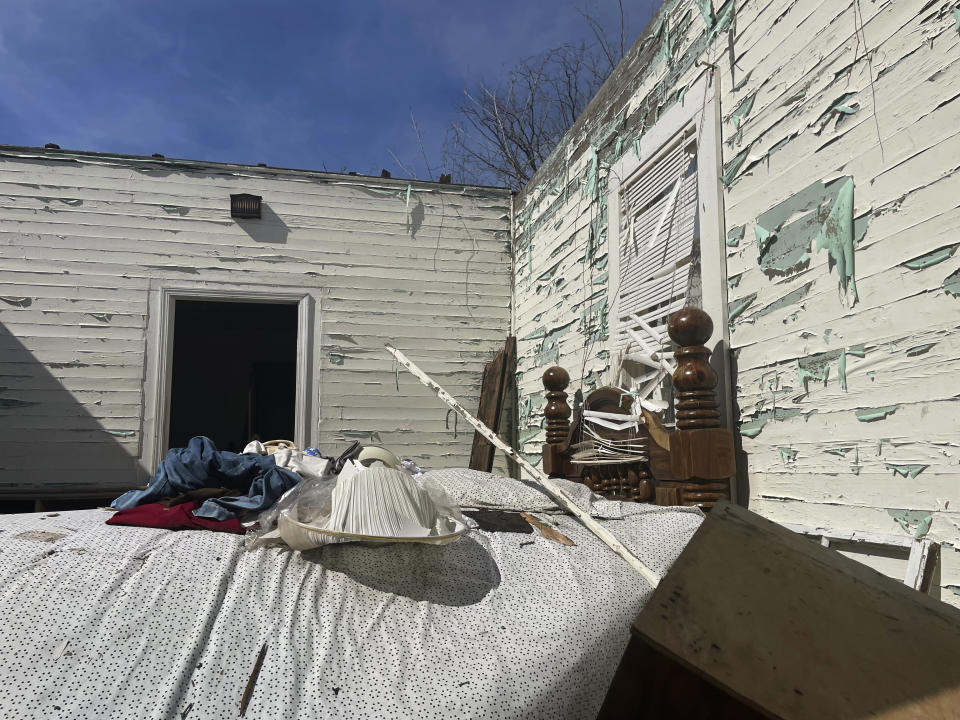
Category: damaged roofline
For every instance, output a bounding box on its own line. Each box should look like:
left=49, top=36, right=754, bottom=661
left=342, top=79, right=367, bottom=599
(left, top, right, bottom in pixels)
left=0, top=144, right=513, bottom=196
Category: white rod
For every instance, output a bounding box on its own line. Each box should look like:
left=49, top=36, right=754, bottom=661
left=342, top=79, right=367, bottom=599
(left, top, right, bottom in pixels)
left=583, top=410, right=641, bottom=421
left=651, top=259, right=681, bottom=281
left=625, top=326, right=656, bottom=355
left=626, top=327, right=674, bottom=375
left=623, top=352, right=662, bottom=371
left=638, top=370, right=667, bottom=401
left=385, top=344, right=661, bottom=588
left=648, top=175, right=682, bottom=248
left=630, top=313, right=666, bottom=346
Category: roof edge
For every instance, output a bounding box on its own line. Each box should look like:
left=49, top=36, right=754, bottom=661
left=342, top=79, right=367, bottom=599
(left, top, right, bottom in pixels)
left=0, top=144, right=513, bottom=196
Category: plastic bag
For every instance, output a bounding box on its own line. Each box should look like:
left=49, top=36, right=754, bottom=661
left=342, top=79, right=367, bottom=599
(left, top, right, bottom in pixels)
left=247, top=457, right=466, bottom=551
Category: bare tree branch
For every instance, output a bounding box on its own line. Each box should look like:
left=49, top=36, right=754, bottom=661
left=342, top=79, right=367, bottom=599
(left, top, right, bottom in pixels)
left=443, top=6, right=628, bottom=190
left=409, top=110, right=434, bottom=181
left=619, top=0, right=625, bottom=59
left=388, top=149, right=417, bottom=180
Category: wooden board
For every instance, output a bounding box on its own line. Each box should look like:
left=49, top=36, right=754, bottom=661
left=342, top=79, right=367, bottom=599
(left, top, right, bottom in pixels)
left=668, top=428, right=735, bottom=481
left=632, top=501, right=960, bottom=719
left=468, top=336, right=515, bottom=472
left=597, top=633, right=766, bottom=720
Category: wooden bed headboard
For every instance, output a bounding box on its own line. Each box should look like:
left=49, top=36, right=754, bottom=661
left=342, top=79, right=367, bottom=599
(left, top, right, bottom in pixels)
left=541, top=307, right=735, bottom=510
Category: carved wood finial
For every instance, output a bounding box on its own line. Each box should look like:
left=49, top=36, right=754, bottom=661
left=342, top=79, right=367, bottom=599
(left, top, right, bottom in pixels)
left=668, top=307, right=721, bottom=430
left=542, top=366, right=571, bottom=444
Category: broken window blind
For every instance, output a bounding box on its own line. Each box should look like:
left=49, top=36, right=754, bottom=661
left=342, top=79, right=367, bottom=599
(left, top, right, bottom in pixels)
left=615, top=127, right=699, bottom=352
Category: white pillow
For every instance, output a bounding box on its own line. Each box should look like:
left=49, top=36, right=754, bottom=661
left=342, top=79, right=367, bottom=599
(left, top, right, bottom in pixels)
left=422, top=467, right=598, bottom=514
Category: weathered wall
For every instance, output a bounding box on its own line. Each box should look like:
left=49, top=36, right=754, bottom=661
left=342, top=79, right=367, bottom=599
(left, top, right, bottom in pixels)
left=0, top=147, right=512, bottom=497
left=513, top=0, right=733, bottom=461
left=513, top=0, right=960, bottom=605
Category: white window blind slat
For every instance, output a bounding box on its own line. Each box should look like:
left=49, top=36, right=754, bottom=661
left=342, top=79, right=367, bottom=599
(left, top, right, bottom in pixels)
left=621, top=137, right=693, bottom=221
left=615, top=127, right=700, bottom=354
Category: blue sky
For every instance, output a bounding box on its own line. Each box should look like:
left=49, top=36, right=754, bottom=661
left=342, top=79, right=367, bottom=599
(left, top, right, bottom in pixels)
left=0, top=1, right=656, bottom=181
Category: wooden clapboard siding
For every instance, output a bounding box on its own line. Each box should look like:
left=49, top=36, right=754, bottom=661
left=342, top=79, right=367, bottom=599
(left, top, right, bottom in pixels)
left=511, top=0, right=960, bottom=607
left=0, top=147, right=512, bottom=496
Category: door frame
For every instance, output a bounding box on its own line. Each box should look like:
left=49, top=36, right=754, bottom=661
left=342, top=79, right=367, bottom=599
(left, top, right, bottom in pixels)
left=141, top=281, right=319, bottom=474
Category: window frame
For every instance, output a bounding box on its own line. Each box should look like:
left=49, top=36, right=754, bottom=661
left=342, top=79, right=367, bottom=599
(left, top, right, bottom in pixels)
left=606, top=71, right=732, bottom=431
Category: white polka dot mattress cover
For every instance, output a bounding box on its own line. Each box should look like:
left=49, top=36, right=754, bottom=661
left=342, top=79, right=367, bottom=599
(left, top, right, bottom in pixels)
left=0, top=468, right=703, bottom=720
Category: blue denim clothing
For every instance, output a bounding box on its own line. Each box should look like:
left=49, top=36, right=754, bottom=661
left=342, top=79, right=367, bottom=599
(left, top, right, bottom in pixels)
left=112, top=436, right=301, bottom=520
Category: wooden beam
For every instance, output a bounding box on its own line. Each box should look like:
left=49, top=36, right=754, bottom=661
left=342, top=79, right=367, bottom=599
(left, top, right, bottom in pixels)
left=469, top=336, right=515, bottom=472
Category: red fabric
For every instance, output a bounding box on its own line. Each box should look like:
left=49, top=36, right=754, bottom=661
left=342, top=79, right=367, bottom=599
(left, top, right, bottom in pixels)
left=106, top=500, right=246, bottom=534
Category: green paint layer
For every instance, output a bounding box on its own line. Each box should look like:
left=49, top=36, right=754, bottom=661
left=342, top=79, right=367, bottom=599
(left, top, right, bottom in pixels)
left=903, top=243, right=957, bottom=270
left=906, top=343, right=936, bottom=357
left=754, top=225, right=773, bottom=252
left=887, top=509, right=933, bottom=538
left=695, top=0, right=714, bottom=27
left=535, top=321, right=577, bottom=366
left=733, top=70, right=752, bottom=92
left=797, top=349, right=842, bottom=389
left=754, top=178, right=859, bottom=277
left=885, top=463, right=929, bottom=479
left=726, top=225, right=744, bottom=247
left=778, top=447, right=798, bottom=463
left=722, top=147, right=750, bottom=186
left=583, top=147, right=599, bottom=202
left=730, top=92, right=756, bottom=144
left=815, top=177, right=858, bottom=303
left=944, top=268, right=960, bottom=297
left=728, top=292, right=757, bottom=323
left=856, top=404, right=899, bottom=422
left=739, top=407, right=803, bottom=438
left=518, top=428, right=542, bottom=445
left=752, top=283, right=812, bottom=320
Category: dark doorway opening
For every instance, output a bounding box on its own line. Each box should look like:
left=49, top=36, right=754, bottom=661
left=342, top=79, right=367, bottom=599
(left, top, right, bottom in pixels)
left=167, top=300, right=298, bottom=453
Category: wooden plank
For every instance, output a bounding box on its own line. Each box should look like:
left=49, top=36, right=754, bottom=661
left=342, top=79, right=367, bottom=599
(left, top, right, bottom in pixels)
left=668, top=428, right=736, bottom=480
left=907, top=539, right=939, bottom=594
left=501, top=336, right=519, bottom=479
left=632, top=501, right=960, bottom=719
left=468, top=336, right=515, bottom=472
left=784, top=524, right=941, bottom=593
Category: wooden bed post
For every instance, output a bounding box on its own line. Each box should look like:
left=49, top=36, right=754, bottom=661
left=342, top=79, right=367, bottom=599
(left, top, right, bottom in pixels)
left=536, top=307, right=733, bottom=509
left=541, top=366, right=571, bottom=477
left=661, top=307, right=732, bottom=509
left=669, top=308, right=721, bottom=430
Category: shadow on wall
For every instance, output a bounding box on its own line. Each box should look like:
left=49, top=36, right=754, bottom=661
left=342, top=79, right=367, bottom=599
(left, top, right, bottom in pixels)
left=0, top=319, right=145, bottom=513
left=235, top=202, right=290, bottom=244
left=727, top=348, right=751, bottom=507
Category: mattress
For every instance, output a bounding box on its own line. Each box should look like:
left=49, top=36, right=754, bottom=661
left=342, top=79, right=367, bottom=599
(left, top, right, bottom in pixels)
left=0, top=472, right=702, bottom=719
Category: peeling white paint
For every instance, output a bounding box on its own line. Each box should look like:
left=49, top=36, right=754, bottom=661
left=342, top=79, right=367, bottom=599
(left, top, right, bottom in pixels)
left=0, top=149, right=512, bottom=494
left=512, top=0, right=960, bottom=605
